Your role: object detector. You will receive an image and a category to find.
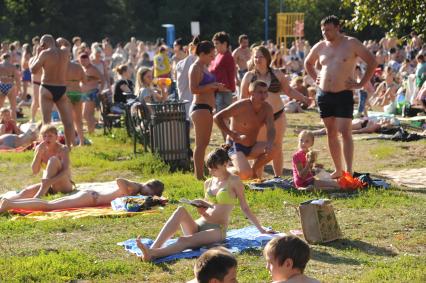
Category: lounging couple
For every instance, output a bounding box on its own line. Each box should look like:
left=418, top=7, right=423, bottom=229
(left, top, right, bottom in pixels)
left=0, top=124, right=165, bottom=211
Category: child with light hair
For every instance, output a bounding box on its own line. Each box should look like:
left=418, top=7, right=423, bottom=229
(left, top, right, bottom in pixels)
left=292, top=130, right=340, bottom=191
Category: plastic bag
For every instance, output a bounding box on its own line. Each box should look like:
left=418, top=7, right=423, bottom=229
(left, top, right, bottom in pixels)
left=338, top=171, right=366, bottom=190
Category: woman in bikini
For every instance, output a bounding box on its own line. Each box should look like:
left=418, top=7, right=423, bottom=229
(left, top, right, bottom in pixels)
left=135, top=148, right=274, bottom=261
left=189, top=41, right=228, bottom=180
left=20, top=43, right=32, bottom=102
left=241, top=46, right=309, bottom=178
left=0, top=53, right=20, bottom=120
left=66, top=58, right=86, bottom=146
left=5, top=124, right=74, bottom=200
left=0, top=178, right=164, bottom=212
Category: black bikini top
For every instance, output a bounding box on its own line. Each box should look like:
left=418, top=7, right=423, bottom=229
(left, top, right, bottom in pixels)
left=250, top=69, right=281, bottom=93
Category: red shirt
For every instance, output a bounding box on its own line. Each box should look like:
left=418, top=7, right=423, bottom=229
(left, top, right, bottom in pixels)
left=208, top=51, right=236, bottom=92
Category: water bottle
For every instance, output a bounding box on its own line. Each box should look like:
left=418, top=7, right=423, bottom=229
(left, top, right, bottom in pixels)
left=51, top=110, right=60, bottom=122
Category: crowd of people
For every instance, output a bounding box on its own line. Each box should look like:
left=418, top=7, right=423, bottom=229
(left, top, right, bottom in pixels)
left=0, top=14, right=425, bottom=281
left=0, top=15, right=424, bottom=184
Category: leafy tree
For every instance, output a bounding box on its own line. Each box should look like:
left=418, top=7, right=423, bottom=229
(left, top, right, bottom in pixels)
left=342, top=0, right=426, bottom=38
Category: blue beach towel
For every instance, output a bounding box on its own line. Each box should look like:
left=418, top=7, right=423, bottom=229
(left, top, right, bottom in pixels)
left=117, top=226, right=285, bottom=263
left=247, top=177, right=295, bottom=191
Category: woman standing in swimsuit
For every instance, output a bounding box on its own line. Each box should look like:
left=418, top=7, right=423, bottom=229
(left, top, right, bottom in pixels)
left=241, top=46, right=309, bottom=178
left=0, top=178, right=164, bottom=212
left=66, top=58, right=86, bottom=146
left=189, top=41, right=228, bottom=180
left=135, top=148, right=274, bottom=261
left=0, top=53, right=20, bottom=120
left=20, top=44, right=32, bottom=102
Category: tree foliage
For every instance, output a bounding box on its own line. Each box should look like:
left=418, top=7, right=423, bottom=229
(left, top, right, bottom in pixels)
left=0, top=0, right=394, bottom=47
left=342, top=0, right=426, bottom=37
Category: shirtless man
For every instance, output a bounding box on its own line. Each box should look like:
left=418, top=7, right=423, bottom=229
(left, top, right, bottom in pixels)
left=29, top=35, right=74, bottom=148
left=78, top=52, right=102, bottom=133
left=304, top=15, right=377, bottom=178
left=214, top=80, right=278, bottom=180
left=0, top=53, right=20, bottom=120
left=232, top=34, right=251, bottom=84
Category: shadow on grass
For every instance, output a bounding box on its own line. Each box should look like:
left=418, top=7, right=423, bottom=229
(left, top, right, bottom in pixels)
left=311, top=249, right=363, bottom=265
left=325, top=238, right=398, bottom=257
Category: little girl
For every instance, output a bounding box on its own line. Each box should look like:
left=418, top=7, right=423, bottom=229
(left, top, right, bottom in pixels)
left=0, top=107, right=21, bottom=135
left=292, top=130, right=340, bottom=190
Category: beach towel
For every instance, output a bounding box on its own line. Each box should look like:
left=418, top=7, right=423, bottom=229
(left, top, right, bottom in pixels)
left=118, top=226, right=286, bottom=264
left=246, top=177, right=295, bottom=191
left=8, top=181, right=164, bottom=220
left=10, top=206, right=159, bottom=221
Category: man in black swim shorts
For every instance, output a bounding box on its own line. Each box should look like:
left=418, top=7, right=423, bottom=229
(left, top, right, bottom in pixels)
left=29, top=35, right=75, bottom=148
left=214, top=80, right=278, bottom=180
left=304, top=15, right=377, bottom=178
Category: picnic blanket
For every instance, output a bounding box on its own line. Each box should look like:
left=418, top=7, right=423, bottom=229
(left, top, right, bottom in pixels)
left=246, top=177, right=295, bottom=191
left=379, top=168, right=426, bottom=189
left=118, top=226, right=286, bottom=264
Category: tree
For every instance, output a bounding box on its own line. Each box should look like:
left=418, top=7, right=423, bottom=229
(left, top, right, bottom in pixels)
left=342, top=0, right=426, bottom=38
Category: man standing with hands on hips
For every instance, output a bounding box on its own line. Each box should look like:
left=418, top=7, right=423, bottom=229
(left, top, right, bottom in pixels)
left=304, top=15, right=377, bottom=178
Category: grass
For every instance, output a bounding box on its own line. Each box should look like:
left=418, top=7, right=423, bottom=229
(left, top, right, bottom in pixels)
left=0, top=110, right=425, bottom=282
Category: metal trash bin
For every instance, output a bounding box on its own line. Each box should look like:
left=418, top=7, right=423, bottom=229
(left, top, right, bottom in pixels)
left=147, top=100, right=190, bottom=171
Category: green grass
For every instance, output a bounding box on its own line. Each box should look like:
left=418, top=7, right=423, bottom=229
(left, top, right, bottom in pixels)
left=0, top=111, right=425, bottom=282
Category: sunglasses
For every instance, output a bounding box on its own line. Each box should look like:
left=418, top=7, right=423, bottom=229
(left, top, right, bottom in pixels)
left=80, top=55, right=89, bottom=59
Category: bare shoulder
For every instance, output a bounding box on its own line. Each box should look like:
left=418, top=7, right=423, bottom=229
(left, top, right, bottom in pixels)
left=262, top=101, right=274, bottom=113
left=311, top=40, right=326, bottom=51
left=60, top=144, right=70, bottom=154
left=229, top=174, right=243, bottom=189
left=272, top=68, right=285, bottom=79
left=346, top=36, right=365, bottom=49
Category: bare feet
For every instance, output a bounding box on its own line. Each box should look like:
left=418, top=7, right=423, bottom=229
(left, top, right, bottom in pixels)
left=330, top=170, right=343, bottom=179
left=0, top=198, right=10, bottom=213
left=136, top=236, right=152, bottom=262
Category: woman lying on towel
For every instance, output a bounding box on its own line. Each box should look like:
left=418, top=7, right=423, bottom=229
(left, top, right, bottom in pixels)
left=0, top=178, right=164, bottom=212
left=134, top=148, right=275, bottom=262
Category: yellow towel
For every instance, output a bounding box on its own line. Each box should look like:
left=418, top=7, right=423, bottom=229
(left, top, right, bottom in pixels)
left=11, top=207, right=161, bottom=221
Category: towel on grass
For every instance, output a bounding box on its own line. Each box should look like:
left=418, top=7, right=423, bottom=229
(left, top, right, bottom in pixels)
left=246, top=177, right=295, bottom=191
left=10, top=206, right=160, bottom=221
left=8, top=181, right=164, bottom=220
left=118, top=226, right=286, bottom=264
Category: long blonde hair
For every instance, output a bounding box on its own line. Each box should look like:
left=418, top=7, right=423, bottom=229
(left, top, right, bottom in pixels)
left=134, top=67, right=152, bottom=96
